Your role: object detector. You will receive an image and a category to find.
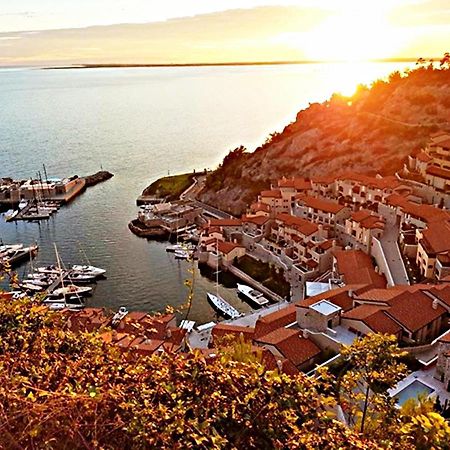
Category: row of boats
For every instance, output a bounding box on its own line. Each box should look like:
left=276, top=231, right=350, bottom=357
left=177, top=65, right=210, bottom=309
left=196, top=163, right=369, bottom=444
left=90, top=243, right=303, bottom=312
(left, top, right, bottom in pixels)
left=4, top=199, right=61, bottom=222
left=0, top=243, right=39, bottom=268
left=13, top=263, right=107, bottom=311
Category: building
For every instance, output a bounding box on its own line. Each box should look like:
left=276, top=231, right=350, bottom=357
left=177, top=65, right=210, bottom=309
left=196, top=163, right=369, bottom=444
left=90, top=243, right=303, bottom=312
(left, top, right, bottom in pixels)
left=343, top=209, right=385, bottom=253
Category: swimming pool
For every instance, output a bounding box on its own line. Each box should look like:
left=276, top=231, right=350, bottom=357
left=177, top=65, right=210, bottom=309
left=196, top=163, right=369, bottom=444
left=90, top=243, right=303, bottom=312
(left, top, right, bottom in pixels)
left=394, top=380, right=434, bottom=406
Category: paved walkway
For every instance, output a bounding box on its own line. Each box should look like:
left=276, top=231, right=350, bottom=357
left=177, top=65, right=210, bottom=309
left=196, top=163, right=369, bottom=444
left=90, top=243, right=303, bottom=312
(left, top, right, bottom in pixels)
left=380, top=222, right=410, bottom=285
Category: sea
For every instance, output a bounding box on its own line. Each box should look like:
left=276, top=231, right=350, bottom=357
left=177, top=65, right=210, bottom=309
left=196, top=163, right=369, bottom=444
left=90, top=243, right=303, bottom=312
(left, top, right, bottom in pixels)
left=0, top=61, right=412, bottom=323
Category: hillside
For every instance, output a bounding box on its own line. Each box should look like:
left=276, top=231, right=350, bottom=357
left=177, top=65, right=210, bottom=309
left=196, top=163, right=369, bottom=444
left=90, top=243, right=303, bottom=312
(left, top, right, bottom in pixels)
left=199, top=58, right=450, bottom=215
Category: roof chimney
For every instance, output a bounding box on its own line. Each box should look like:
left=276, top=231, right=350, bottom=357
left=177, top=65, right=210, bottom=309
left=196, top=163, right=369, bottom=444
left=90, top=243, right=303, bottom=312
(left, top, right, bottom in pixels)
left=348, top=289, right=354, bottom=298
left=303, top=329, right=309, bottom=339
left=433, top=299, right=439, bottom=310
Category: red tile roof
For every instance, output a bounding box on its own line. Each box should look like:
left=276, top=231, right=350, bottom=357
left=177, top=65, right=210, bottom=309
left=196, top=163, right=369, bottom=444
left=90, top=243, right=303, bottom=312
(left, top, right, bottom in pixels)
left=242, top=215, right=270, bottom=226
left=334, top=250, right=386, bottom=288
left=385, top=290, right=446, bottom=333
left=277, top=177, right=312, bottom=191
left=420, top=220, right=450, bottom=255
left=212, top=323, right=255, bottom=343
left=275, top=213, right=318, bottom=236
left=426, top=166, right=450, bottom=180
left=260, top=190, right=282, bottom=199
left=253, top=305, right=297, bottom=339
left=416, top=151, right=432, bottom=163
left=297, top=286, right=357, bottom=312
left=295, top=194, right=345, bottom=214
left=250, top=202, right=271, bottom=213
left=350, top=210, right=385, bottom=230
left=217, top=240, right=245, bottom=255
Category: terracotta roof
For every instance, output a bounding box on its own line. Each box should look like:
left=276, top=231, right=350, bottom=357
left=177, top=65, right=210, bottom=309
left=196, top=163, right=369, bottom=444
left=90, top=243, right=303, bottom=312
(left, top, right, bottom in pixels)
left=426, top=285, right=450, bottom=308
left=295, top=194, right=345, bottom=214
left=275, top=213, right=318, bottom=236
left=209, top=218, right=242, bottom=227
left=217, top=240, right=245, bottom=255
left=435, top=137, right=450, bottom=149
left=212, top=323, right=254, bottom=342
left=255, top=328, right=321, bottom=367
left=260, top=190, right=282, bottom=199
left=277, top=177, right=312, bottom=191
left=242, top=215, right=270, bottom=226
left=253, top=305, right=297, bottom=339
left=426, top=166, right=450, bottom=180
left=336, top=173, right=403, bottom=190
left=385, top=194, right=450, bottom=224
left=250, top=202, right=271, bottom=213
left=355, top=287, right=408, bottom=303
left=334, top=250, right=386, bottom=288
left=350, top=210, right=385, bottom=229
left=343, top=304, right=382, bottom=320
left=364, top=311, right=403, bottom=335
left=420, top=221, right=450, bottom=255
left=311, top=176, right=335, bottom=185
left=385, top=290, right=446, bottom=333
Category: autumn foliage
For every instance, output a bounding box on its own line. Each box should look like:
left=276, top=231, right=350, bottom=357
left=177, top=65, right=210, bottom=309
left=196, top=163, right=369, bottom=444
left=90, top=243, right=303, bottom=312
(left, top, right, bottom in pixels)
left=0, top=293, right=449, bottom=448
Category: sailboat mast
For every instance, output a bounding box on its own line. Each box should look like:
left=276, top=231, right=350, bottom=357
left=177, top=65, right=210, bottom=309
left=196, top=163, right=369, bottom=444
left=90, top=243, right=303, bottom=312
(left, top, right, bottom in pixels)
left=54, top=243, right=66, bottom=308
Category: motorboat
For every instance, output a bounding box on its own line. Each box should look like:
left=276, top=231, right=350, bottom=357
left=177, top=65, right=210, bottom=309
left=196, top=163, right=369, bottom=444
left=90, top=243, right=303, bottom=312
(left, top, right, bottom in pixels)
left=237, top=284, right=269, bottom=308
left=68, top=272, right=97, bottom=284
left=43, top=296, right=85, bottom=311
left=111, top=306, right=129, bottom=327
left=206, top=292, right=241, bottom=320
left=51, top=285, right=92, bottom=298
left=4, top=209, right=18, bottom=222
left=1, top=244, right=39, bottom=267
left=71, top=265, right=106, bottom=277
left=20, top=282, right=45, bottom=292
left=174, top=249, right=192, bottom=260
left=18, top=200, right=28, bottom=210
left=36, top=265, right=64, bottom=275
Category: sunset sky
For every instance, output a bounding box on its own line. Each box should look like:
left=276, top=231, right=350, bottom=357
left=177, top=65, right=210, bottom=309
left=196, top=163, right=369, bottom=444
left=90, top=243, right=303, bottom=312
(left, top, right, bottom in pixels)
left=1, top=0, right=449, bottom=65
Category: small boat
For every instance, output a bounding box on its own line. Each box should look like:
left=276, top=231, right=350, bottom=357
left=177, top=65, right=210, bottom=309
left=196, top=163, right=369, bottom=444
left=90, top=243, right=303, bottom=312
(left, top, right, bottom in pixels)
left=4, top=209, right=18, bottom=222
left=18, top=200, right=28, bottom=210
left=36, top=265, right=64, bottom=275
left=43, top=296, right=85, bottom=311
left=174, top=249, right=192, bottom=260
left=1, top=244, right=39, bottom=267
left=20, top=282, right=45, bottom=292
left=206, top=292, right=241, bottom=320
left=111, top=306, right=128, bottom=327
left=25, top=277, right=52, bottom=287
left=51, top=285, right=92, bottom=298
left=0, top=244, right=23, bottom=254
left=237, top=284, right=269, bottom=308
left=71, top=265, right=106, bottom=277
left=68, top=272, right=97, bottom=284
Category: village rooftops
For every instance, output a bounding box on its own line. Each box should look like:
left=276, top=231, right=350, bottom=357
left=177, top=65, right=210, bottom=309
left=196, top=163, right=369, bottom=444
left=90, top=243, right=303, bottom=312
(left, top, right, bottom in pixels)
left=350, top=210, right=385, bottom=230
left=275, top=213, right=319, bottom=236
left=295, top=194, right=346, bottom=214
left=242, top=215, right=271, bottom=226
left=336, top=173, right=404, bottom=190
left=217, top=240, right=245, bottom=255
left=249, top=202, right=271, bottom=213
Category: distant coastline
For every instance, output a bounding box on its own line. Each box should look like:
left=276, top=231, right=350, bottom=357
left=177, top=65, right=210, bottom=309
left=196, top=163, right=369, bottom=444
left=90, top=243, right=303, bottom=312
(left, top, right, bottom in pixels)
left=42, top=58, right=419, bottom=70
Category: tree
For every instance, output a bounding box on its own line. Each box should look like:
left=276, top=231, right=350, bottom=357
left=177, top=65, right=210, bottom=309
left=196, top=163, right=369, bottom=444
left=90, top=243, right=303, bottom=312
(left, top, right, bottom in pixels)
left=335, top=334, right=408, bottom=440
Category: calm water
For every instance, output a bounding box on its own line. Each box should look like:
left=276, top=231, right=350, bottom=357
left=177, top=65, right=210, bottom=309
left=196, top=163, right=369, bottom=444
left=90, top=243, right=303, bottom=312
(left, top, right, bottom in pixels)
left=0, top=62, right=411, bottom=322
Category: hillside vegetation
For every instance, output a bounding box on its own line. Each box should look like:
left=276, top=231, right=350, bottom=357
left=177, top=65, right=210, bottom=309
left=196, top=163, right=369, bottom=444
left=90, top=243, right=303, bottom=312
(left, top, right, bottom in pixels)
left=199, top=57, right=450, bottom=215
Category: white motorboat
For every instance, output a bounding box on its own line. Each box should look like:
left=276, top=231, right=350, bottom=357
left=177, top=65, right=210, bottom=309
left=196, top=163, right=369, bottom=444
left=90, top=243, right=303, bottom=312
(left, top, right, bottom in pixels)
left=0, top=244, right=23, bottom=254
left=43, top=296, right=85, bottom=311
left=37, top=265, right=64, bottom=275
left=18, top=200, right=28, bottom=210
left=20, top=282, right=45, bottom=292
left=4, top=210, right=18, bottom=222
left=174, top=249, right=192, bottom=260
left=52, top=285, right=92, bottom=298
left=111, top=306, right=128, bottom=327
left=68, top=272, right=97, bottom=283
left=206, top=293, right=241, bottom=320
left=237, top=284, right=269, bottom=308
left=71, top=265, right=106, bottom=277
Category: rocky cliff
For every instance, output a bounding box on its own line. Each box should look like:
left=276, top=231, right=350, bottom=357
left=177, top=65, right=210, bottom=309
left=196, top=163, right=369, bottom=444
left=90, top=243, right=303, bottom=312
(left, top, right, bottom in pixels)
left=199, top=60, right=450, bottom=215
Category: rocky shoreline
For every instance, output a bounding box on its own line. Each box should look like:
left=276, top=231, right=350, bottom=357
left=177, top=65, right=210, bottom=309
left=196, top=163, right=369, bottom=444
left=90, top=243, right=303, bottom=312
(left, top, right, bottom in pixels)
left=128, top=219, right=169, bottom=239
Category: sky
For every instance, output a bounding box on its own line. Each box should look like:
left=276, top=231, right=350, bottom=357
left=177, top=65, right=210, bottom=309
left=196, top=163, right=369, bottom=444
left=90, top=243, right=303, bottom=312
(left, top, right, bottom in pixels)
left=0, top=0, right=449, bottom=65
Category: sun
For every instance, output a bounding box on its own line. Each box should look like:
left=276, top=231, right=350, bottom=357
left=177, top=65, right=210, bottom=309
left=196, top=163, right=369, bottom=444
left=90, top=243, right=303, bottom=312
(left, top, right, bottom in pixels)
left=303, top=8, right=400, bottom=62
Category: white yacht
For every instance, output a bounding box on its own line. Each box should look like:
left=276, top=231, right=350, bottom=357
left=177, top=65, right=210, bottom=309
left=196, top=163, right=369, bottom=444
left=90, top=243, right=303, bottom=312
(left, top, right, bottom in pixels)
left=71, top=265, right=106, bottom=277
left=52, top=285, right=92, bottom=298
left=237, top=284, right=269, bottom=308
left=206, top=293, right=241, bottom=320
